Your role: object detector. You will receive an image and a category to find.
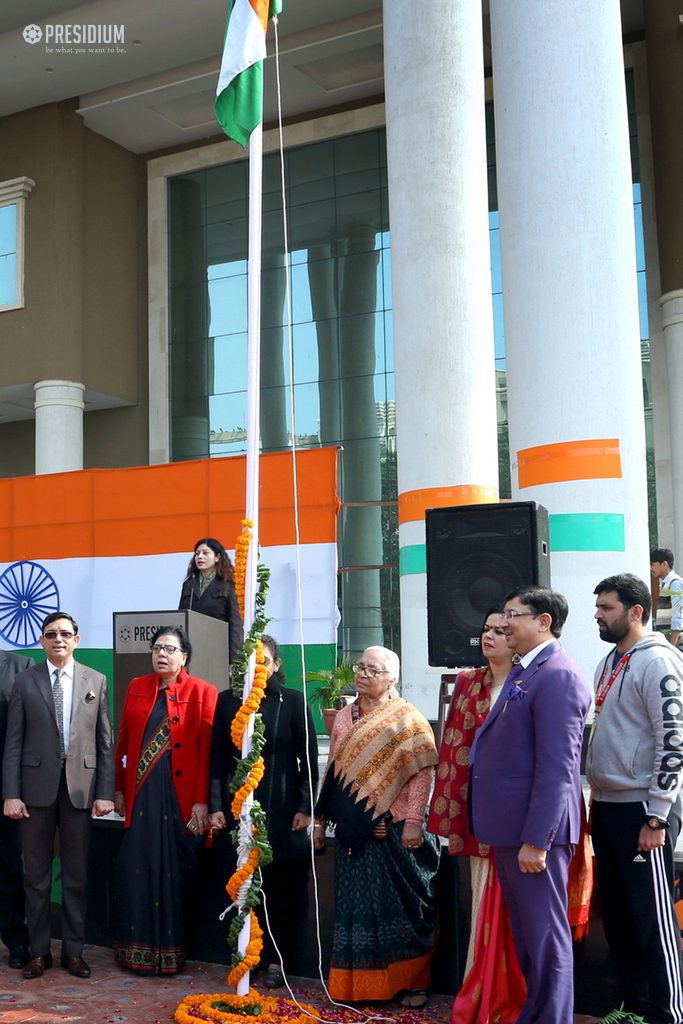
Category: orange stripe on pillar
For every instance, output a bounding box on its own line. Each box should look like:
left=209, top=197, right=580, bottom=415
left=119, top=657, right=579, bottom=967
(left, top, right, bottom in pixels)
left=517, top=439, right=622, bottom=489
left=398, top=485, right=498, bottom=525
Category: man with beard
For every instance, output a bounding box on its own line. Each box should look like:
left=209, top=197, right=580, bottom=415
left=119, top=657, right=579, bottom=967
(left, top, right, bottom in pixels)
left=589, top=573, right=683, bottom=1024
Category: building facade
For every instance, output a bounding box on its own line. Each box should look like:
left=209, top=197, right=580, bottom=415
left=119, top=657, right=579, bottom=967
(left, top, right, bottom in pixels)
left=0, top=0, right=680, bottom=716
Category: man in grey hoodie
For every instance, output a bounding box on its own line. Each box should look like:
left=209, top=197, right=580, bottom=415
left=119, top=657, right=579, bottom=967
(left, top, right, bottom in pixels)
left=589, top=573, right=683, bottom=1024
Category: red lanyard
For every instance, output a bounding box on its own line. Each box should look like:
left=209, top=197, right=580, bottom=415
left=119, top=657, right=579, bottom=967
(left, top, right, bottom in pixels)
left=594, top=651, right=632, bottom=714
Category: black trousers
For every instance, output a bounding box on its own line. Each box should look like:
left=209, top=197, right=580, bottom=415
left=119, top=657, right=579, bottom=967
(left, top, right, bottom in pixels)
left=22, top=772, right=92, bottom=958
left=592, top=800, right=683, bottom=1024
left=0, top=812, right=29, bottom=951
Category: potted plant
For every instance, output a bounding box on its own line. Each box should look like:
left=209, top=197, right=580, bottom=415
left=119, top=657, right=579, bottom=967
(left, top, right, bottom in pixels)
left=306, top=657, right=356, bottom=735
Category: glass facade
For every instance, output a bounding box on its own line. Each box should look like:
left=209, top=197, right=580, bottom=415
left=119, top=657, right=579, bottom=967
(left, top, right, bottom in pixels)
left=168, top=71, right=653, bottom=658
left=168, top=129, right=398, bottom=656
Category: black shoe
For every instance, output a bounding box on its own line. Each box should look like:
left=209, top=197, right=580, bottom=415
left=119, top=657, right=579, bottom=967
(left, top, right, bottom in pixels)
left=263, top=965, right=284, bottom=988
left=599, top=1007, right=647, bottom=1023
left=8, top=945, right=29, bottom=969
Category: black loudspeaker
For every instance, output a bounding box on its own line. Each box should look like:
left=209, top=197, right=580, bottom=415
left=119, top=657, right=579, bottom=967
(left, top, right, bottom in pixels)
left=426, top=501, right=550, bottom=668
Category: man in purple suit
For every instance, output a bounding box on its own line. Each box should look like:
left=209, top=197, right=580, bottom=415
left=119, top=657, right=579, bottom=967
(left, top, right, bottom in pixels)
left=470, top=586, right=591, bottom=1024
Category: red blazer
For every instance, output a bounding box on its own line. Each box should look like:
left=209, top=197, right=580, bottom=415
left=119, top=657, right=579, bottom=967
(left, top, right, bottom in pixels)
left=115, top=668, right=218, bottom=828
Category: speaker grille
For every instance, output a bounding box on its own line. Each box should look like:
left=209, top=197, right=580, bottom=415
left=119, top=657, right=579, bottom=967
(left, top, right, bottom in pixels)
left=426, top=502, right=550, bottom=668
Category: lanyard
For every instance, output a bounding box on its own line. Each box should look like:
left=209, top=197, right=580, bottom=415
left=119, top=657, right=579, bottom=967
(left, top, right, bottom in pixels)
left=594, top=650, right=632, bottom=715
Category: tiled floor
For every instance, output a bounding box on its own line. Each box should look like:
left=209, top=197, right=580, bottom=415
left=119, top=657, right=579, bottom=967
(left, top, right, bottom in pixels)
left=0, top=945, right=603, bottom=1023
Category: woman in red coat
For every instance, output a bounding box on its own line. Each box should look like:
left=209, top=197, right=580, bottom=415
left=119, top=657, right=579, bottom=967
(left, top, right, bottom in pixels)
left=112, top=625, right=217, bottom=974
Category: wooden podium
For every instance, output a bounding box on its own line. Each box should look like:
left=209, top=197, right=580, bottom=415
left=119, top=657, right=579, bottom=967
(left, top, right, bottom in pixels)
left=112, top=609, right=231, bottom=733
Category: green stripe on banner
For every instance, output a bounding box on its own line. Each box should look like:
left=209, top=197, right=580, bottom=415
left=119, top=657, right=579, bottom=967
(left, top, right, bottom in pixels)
left=279, top=642, right=337, bottom=734
left=399, top=544, right=427, bottom=576
left=549, top=513, right=625, bottom=551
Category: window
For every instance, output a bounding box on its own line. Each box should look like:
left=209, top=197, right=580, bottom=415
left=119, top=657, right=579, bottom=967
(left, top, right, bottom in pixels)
left=0, top=176, right=34, bottom=311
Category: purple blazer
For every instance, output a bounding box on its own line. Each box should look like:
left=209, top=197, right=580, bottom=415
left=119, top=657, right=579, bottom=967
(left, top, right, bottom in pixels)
left=469, top=640, right=591, bottom=850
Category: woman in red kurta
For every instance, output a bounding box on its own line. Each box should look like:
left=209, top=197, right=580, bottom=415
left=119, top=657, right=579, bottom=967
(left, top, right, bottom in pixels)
left=112, top=625, right=217, bottom=974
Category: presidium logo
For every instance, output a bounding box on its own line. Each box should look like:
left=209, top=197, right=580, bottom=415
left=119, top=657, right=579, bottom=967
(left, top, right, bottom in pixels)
left=23, top=22, right=125, bottom=52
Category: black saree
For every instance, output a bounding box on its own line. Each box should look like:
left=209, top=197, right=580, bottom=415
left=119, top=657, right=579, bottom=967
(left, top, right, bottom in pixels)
left=113, top=692, right=200, bottom=974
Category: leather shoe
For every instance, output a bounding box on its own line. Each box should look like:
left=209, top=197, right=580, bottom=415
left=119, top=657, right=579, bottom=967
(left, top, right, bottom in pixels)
left=8, top=945, right=30, bottom=969
left=60, top=955, right=90, bottom=978
left=23, top=954, right=53, bottom=978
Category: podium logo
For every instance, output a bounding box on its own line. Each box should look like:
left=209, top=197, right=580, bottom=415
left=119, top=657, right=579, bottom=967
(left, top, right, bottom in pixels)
left=23, top=24, right=43, bottom=44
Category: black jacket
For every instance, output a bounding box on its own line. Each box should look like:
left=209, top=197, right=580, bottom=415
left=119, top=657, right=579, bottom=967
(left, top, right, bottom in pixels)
left=179, top=575, right=243, bottom=663
left=0, top=650, right=36, bottom=783
left=210, top=673, right=319, bottom=861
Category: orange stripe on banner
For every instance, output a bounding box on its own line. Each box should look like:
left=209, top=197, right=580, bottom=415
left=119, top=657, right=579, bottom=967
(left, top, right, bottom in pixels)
left=0, top=448, right=339, bottom=561
left=517, top=439, right=622, bottom=489
left=398, top=485, right=498, bottom=525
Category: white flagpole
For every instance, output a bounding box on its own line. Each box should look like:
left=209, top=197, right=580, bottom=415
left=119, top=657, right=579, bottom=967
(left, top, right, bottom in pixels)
left=236, top=108, right=263, bottom=997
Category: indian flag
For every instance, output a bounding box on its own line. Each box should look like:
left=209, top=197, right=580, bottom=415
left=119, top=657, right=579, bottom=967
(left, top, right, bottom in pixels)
left=0, top=448, right=339, bottom=723
left=215, top=0, right=282, bottom=148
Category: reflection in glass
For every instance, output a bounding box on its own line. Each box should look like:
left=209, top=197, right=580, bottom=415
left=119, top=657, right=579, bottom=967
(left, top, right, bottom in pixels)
left=0, top=252, right=16, bottom=306
left=169, top=128, right=394, bottom=655
left=0, top=204, right=17, bottom=257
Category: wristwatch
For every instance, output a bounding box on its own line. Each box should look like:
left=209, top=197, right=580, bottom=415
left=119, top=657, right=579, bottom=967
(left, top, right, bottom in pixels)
left=646, top=816, right=669, bottom=830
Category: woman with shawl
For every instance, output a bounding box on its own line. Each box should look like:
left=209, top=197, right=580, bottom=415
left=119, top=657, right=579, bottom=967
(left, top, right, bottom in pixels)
left=314, top=645, right=440, bottom=1009
left=427, top=607, right=526, bottom=1024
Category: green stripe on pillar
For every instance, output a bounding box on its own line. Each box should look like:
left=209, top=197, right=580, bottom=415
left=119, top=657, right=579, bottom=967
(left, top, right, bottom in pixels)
left=549, top=513, right=625, bottom=551
left=399, top=544, right=427, bottom=576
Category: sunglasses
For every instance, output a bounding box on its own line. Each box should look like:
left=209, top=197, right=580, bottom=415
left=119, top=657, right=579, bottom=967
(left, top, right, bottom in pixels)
left=43, top=630, right=75, bottom=640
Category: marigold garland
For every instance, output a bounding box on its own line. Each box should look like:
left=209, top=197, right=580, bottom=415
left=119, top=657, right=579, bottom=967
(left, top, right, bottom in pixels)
left=231, top=641, right=267, bottom=748
left=231, top=757, right=266, bottom=817
left=175, top=530, right=273, bottom=1024
left=174, top=989, right=321, bottom=1024
left=227, top=848, right=261, bottom=902
left=227, top=910, right=263, bottom=988
left=234, top=519, right=253, bottom=619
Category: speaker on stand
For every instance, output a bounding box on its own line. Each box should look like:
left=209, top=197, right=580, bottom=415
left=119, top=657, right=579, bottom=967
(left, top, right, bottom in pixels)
left=426, top=501, right=550, bottom=670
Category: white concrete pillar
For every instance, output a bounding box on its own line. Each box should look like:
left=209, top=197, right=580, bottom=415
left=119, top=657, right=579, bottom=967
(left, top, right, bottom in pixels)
left=489, top=0, right=650, bottom=684
left=34, top=380, right=85, bottom=475
left=384, top=0, right=499, bottom=718
left=660, top=290, right=683, bottom=555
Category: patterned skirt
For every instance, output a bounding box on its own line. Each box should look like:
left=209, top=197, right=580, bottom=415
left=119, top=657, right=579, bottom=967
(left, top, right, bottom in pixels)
left=328, top=821, right=440, bottom=1001
left=112, top=697, right=200, bottom=974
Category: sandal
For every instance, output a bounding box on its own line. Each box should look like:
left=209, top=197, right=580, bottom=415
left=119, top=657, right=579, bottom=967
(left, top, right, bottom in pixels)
left=264, top=965, right=285, bottom=988
left=401, top=990, right=428, bottom=1008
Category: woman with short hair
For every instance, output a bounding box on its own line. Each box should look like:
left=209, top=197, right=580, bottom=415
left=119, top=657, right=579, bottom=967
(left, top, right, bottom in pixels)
left=314, top=646, right=440, bottom=1008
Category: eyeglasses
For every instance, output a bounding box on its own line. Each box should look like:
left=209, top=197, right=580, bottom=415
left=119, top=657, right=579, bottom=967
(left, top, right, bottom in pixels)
left=503, top=610, right=537, bottom=620
left=352, top=663, right=389, bottom=678
left=151, top=644, right=183, bottom=655
left=43, top=630, right=75, bottom=640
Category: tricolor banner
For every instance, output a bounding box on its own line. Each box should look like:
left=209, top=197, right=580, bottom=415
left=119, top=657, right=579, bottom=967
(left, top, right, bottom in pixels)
left=215, top=0, right=282, bottom=148
left=0, top=448, right=339, bottom=705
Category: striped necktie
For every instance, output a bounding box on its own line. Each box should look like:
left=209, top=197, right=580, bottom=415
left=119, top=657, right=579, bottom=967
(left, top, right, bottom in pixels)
left=53, top=668, right=66, bottom=759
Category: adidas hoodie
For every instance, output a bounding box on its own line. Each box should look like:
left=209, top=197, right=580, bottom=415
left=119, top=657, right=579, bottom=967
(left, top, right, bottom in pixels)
left=586, top=632, right=683, bottom=820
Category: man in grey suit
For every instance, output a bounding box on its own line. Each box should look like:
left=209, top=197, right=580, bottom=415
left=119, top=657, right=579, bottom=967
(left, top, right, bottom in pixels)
left=0, top=648, right=35, bottom=968
left=2, top=613, right=114, bottom=979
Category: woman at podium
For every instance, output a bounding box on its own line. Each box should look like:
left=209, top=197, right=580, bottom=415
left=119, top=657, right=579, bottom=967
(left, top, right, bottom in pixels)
left=178, top=538, right=243, bottom=664
left=112, top=625, right=218, bottom=974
